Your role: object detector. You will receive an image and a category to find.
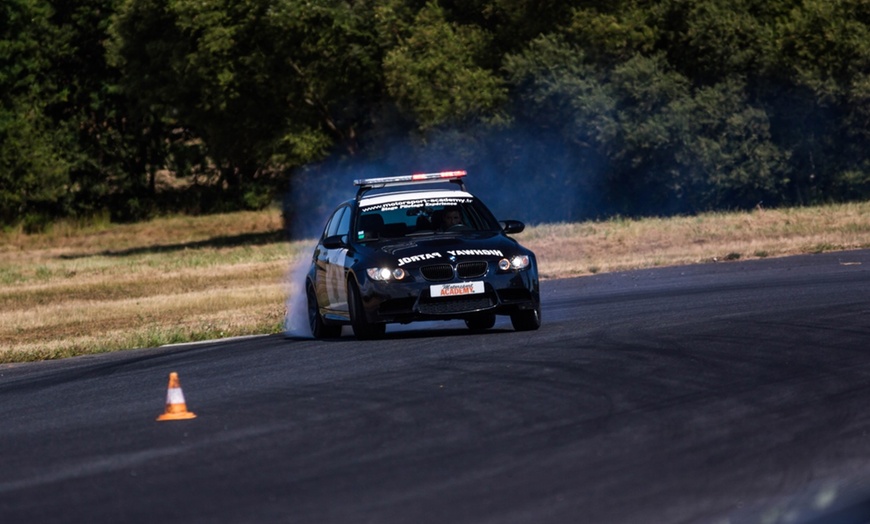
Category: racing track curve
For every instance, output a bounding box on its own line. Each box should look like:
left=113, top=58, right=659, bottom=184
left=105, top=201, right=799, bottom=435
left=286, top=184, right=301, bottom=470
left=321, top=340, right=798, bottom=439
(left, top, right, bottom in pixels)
left=1, top=249, right=869, bottom=524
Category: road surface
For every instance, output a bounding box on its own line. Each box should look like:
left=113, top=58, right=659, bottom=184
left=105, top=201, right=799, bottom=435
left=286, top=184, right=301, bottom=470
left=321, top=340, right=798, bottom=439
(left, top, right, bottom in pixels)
left=1, top=249, right=869, bottom=523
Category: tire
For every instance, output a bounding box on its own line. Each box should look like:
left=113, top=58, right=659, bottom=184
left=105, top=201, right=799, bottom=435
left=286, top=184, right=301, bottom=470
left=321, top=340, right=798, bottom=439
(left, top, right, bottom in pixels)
left=307, top=282, right=341, bottom=339
left=465, top=313, right=496, bottom=331
left=348, top=279, right=386, bottom=340
left=510, top=303, right=541, bottom=332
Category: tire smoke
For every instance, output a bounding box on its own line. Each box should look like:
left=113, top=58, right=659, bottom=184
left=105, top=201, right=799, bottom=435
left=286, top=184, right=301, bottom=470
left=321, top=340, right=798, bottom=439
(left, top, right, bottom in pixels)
left=283, top=257, right=312, bottom=339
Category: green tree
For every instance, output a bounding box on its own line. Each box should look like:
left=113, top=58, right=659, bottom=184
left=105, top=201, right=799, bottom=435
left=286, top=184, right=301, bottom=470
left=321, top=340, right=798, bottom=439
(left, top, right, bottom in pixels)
left=110, top=0, right=278, bottom=206
left=505, top=33, right=789, bottom=214
left=0, top=0, right=72, bottom=227
left=50, top=0, right=173, bottom=221
left=109, top=0, right=384, bottom=210
left=266, top=1, right=384, bottom=160
left=4, top=0, right=869, bottom=226
left=768, top=0, right=870, bottom=203
left=677, top=79, right=789, bottom=209
left=565, top=3, right=656, bottom=65
left=381, top=1, right=508, bottom=132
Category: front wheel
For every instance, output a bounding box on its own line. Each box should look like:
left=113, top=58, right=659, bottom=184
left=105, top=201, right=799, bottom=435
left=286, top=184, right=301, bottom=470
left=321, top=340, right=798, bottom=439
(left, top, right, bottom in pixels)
left=307, top=282, right=341, bottom=339
left=348, top=279, right=386, bottom=340
left=510, top=304, right=541, bottom=332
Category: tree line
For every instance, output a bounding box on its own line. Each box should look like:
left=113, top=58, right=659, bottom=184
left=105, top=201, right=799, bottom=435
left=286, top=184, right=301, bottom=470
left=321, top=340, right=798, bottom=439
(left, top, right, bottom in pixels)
left=2, top=0, right=869, bottom=230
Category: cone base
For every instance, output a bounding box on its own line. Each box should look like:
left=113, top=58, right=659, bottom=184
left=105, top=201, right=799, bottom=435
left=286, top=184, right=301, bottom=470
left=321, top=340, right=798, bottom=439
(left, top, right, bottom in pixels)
left=156, top=411, right=197, bottom=421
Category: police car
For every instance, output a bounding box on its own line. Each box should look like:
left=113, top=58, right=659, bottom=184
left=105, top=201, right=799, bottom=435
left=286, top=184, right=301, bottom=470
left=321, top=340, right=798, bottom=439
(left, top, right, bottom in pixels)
left=306, top=170, right=540, bottom=339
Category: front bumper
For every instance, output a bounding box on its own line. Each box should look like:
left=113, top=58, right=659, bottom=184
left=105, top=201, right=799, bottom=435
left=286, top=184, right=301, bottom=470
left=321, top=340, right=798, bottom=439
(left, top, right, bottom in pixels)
left=357, top=262, right=539, bottom=324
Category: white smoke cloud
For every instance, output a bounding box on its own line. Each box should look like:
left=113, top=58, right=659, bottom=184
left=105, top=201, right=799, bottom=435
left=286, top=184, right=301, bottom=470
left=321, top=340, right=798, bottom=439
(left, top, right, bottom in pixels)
left=283, top=257, right=312, bottom=339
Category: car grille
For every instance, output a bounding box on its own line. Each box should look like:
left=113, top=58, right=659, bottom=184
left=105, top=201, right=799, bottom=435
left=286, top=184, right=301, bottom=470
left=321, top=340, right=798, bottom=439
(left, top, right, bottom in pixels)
left=420, top=264, right=454, bottom=281
left=420, top=261, right=489, bottom=281
left=417, top=296, right=495, bottom=315
left=456, top=261, right=488, bottom=279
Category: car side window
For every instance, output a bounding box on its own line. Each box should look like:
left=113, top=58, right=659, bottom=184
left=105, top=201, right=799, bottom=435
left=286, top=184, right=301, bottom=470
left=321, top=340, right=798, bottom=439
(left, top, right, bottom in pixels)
left=324, top=206, right=347, bottom=238
left=335, top=206, right=352, bottom=237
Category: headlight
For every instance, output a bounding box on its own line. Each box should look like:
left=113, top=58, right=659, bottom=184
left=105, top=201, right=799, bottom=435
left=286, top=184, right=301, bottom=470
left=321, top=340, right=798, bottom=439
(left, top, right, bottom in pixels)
left=366, top=267, right=406, bottom=281
left=498, top=255, right=530, bottom=271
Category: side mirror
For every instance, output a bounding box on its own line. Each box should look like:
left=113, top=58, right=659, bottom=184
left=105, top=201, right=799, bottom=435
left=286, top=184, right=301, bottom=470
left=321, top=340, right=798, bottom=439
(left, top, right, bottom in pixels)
left=322, top=234, right=346, bottom=249
left=500, top=220, right=525, bottom=234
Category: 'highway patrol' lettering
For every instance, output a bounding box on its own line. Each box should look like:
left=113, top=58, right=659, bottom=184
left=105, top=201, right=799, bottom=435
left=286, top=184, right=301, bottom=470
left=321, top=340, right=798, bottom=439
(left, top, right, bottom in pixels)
left=446, top=249, right=504, bottom=257
left=397, top=249, right=504, bottom=267
left=398, top=252, right=442, bottom=267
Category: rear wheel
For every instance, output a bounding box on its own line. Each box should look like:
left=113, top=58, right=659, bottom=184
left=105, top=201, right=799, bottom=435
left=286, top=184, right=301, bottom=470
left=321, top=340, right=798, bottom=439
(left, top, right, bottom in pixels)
left=465, top=312, right=496, bottom=330
left=307, top=282, right=341, bottom=339
left=348, top=279, right=386, bottom=340
left=510, top=303, right=541, bottom=332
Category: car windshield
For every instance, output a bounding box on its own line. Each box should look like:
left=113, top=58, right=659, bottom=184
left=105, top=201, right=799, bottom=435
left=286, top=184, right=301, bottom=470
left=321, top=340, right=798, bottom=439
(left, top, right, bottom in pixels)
left=355, top=192, right=500, bottom=241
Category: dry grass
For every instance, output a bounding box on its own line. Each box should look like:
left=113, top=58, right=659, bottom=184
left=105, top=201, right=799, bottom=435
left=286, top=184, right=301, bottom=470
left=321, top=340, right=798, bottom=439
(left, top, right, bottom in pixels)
left=1, top=202, right=868, bottom=363
left=1, top=210, right=297, bottom=362
left=523, top=203, right=870, bottom=277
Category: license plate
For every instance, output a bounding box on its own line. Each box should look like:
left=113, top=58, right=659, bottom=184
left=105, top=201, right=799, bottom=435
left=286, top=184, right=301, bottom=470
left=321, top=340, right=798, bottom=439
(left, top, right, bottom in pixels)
left=430, top=281, right=485, bottom=297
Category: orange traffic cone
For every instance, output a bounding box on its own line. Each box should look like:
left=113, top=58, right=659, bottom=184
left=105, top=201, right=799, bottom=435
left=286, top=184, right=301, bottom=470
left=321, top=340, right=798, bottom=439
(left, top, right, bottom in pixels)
left=156, top=372, right=197, bottom=421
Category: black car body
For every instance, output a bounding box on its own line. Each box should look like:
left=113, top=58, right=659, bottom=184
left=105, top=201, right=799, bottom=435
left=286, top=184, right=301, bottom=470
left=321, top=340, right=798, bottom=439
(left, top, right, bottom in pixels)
left=306, top=171, right=540, bottom=339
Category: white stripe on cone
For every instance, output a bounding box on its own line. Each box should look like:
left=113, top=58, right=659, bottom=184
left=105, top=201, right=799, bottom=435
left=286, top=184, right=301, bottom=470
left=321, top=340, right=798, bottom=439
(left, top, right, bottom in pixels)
left=166, top=387, right=186, bottom=405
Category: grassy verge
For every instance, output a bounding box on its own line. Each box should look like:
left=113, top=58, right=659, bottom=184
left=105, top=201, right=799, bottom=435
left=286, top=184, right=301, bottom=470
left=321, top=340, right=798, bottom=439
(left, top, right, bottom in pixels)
left=2, top=202, right=869, bottom=363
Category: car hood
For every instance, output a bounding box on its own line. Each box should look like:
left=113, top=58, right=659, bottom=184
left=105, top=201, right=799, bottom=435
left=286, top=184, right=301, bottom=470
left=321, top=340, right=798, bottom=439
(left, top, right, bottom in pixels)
left=362, top=232, right=527, bottom=268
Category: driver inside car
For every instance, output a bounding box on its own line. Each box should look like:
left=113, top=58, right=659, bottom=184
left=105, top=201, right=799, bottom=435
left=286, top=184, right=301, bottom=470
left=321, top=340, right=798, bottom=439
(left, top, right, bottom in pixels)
left=441, top=207, right=464, bottom=230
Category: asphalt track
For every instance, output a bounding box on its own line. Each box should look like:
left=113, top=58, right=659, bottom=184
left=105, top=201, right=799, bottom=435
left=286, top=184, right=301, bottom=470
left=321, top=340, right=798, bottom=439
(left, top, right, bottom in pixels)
left=1, top=249, right=869, bottom=524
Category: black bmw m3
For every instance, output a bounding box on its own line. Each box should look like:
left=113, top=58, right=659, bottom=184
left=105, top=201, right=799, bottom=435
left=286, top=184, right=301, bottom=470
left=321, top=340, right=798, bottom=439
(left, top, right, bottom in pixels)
left=306, top=170, right=540, bottom=339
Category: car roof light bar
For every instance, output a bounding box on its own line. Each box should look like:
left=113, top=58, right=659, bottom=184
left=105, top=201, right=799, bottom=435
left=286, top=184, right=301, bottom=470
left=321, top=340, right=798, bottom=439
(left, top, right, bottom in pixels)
left=355, top=170, right=467, bottom=200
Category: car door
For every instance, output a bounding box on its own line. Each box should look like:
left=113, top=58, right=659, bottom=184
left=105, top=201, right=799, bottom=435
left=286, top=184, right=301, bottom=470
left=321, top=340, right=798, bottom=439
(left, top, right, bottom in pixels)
left=317, top=205, right=352, bottom=316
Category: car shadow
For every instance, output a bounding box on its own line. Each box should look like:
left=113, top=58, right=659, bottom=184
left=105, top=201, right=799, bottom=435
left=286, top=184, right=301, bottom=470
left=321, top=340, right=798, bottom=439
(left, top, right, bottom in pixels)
left=59, top=230, right=287, bottom=259
left=285, top=322, right=517, bottom=342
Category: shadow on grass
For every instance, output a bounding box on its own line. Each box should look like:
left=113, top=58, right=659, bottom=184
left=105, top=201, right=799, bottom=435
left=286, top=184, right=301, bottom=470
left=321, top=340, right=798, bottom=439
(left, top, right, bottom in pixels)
left=59, top=230, right=288, bottom=259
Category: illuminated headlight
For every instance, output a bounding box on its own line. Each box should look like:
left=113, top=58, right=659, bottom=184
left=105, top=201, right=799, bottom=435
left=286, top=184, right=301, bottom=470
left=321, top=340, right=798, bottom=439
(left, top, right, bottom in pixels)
left=499, top=255, right=530, bottom=271
left=366, top=267, right=406, bottom=281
